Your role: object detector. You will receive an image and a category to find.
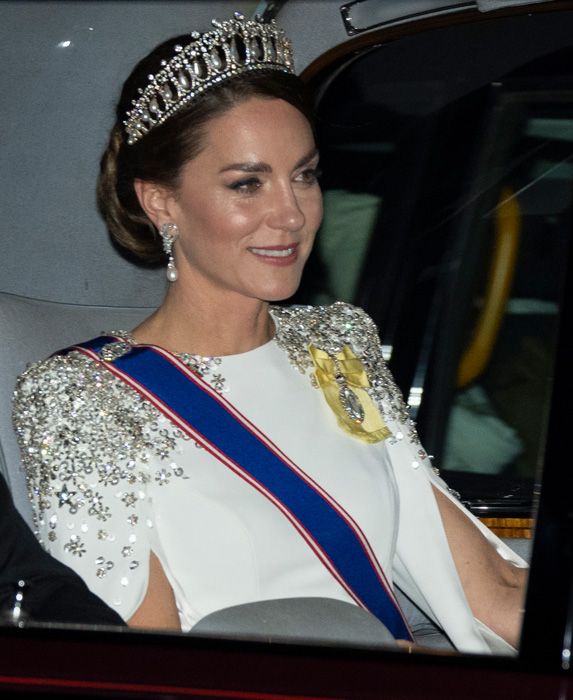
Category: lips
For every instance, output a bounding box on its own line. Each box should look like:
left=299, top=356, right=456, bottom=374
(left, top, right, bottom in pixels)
left=249, top=243, right=299, bottom=260
left=249, top=244, right=297, bottom=258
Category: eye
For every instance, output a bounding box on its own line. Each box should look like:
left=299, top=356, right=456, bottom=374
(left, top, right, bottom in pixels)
left=295, top=166, right=322, bottom=186
left=227, top=177, right=262, bottom=195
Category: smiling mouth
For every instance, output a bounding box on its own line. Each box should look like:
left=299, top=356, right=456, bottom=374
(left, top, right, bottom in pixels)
left=249, top=246, right=298, bottom=258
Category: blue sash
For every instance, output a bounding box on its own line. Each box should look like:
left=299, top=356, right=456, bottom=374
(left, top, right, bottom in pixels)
left=62, top=335, right=412, bottom=641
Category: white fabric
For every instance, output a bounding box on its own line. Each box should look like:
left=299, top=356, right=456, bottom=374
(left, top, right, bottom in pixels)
left=20, top=324, right=526, bottom=654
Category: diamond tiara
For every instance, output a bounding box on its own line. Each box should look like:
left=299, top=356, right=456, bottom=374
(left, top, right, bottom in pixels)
left=124, top=12, right=295, bottom=145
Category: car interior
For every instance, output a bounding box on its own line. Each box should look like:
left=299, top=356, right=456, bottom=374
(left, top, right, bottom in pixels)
left=1, top=0, right=572, bottom=660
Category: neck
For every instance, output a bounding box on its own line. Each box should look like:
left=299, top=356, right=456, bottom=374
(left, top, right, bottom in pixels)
left=132, top=283, right=275, bottom=357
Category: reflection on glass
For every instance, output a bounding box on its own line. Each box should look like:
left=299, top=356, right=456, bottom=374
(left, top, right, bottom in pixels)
left=443, top=119, right=569, bottom=482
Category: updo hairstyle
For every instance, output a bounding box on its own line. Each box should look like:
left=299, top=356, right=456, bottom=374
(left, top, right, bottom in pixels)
left=97, top=34, right=314, bottom=264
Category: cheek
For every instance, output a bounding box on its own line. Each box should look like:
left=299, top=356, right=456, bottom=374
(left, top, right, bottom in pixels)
left=189, top=209, right=255, bottom=249
left=306, top=191, right=324, bottom=234
left=177, top=186, right=261, bottom=241
left=207, top=199, right=265, bottom=241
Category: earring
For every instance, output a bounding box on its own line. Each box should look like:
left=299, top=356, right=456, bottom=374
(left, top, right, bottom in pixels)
left=159, top=223, right=179, bottom=282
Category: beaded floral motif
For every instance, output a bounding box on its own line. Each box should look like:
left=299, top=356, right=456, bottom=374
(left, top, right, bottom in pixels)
left=12, top=350, right=186, bottom=538
left=272, top=302, right=420, bottom=445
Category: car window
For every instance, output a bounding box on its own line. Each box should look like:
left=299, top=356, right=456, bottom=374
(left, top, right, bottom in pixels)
left=294, top=12, right=573, bottom=536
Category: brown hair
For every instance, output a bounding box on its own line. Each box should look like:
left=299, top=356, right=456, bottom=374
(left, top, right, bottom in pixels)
left=97, top=34, right=314, bottom=264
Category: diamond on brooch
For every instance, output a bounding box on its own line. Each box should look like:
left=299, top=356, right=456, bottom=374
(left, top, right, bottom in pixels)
left=338, top=385, right=365, bottom=424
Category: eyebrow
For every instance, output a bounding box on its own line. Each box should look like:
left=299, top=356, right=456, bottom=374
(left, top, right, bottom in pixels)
left=219, top=147, right=319, bottom=175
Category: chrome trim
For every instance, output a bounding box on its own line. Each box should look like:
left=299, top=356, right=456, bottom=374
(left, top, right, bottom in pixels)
left=340, top=0, right=475, bottom=36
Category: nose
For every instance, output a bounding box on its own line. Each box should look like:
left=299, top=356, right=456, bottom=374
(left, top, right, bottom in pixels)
left=266, top=183, right=305, bottom=232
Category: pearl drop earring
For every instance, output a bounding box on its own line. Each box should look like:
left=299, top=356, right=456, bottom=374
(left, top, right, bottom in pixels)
left=159, top=223, right=179, bottom=282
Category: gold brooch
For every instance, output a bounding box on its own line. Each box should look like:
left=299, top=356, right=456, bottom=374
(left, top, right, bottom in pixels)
left=309, top=345, right=391, bottom=444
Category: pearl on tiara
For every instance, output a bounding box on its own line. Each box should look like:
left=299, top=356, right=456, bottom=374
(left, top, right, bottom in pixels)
left=124, top=13, right=295, bottom=145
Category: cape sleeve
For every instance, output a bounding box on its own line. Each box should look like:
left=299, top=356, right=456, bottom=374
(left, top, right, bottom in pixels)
left=11, top=351, right=162, bottom=621
left=352, top=305, right=528, bottom=654
left=386, top=424, right=526, bottom=654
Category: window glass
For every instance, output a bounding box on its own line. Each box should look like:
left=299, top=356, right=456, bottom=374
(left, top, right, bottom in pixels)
left=441, top=105, right=571, bottom=483
left=296, top=14, right=573, bottom=524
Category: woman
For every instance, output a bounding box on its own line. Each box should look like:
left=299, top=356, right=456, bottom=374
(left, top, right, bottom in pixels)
left=12, top=13, right=526, bottom=652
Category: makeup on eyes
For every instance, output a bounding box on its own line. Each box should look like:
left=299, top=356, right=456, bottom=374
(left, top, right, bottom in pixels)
left=227, top=176, right=263, bottom=194
left=226, top=167, right=321, bottom=195
left=224, top=157, right=322, bottom=197
left=296, top=166, right=322, bottom=184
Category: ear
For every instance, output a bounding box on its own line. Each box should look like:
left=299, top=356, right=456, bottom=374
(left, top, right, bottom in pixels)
left=133, top=179, right=177, bottom=230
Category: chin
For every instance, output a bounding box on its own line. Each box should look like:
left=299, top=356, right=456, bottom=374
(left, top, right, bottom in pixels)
left=259, top=284, right=301, bottom=303
left=253, top=274, right=303, bottom=303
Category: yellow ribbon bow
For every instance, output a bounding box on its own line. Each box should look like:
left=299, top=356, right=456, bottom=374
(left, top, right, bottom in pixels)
left=308, top=344, right=391, bottom=444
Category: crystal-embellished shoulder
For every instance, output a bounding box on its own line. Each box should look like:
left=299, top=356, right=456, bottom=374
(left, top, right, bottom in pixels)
left=12, top=347, right=184, bottom=530
left=272, top=302, right=417, bottom=438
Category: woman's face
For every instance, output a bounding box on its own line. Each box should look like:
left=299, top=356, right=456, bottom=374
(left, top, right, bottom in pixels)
left=164, top=96, right=322, bottom=305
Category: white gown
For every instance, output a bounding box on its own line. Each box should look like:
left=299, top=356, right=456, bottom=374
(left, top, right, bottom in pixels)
left=12, top=303, right=525, bottom=653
